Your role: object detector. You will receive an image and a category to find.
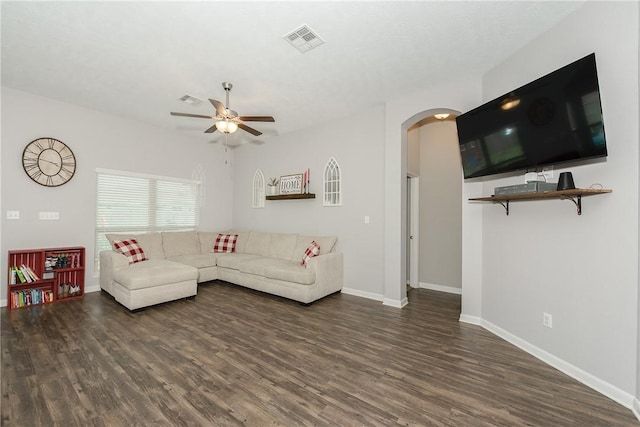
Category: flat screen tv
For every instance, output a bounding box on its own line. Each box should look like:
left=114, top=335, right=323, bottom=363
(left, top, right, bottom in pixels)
left=456, top=53, right=607, bottom=179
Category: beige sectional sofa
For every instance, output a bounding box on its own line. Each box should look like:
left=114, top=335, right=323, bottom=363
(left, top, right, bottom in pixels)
left=99, top=230, right=343, bottom=310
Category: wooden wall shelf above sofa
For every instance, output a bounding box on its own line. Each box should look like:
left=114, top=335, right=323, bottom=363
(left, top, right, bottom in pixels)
left=469, top=188, right=612, bottom=216
left=266, top=193, right=316, bottom=200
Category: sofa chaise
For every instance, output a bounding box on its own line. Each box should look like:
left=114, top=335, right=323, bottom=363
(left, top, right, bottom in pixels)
left=99, top=230, right=343, bottom=310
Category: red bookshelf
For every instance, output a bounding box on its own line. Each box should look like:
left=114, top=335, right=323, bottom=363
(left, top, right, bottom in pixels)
left=7, top=247, right=85, bottom=310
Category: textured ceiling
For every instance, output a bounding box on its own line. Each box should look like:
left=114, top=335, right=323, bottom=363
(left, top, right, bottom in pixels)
left=1, top=1, right=584, bottom=145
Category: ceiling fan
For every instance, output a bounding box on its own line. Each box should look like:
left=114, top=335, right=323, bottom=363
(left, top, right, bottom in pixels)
left=170, top=82, right=275, bottom=136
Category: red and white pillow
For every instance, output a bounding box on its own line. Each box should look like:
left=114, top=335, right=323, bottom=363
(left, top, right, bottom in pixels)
left=113, top=239, right=147, bottom=264
left=301, top=241, right=320, bottom=267
left=213, top=233, right=238, bottom=253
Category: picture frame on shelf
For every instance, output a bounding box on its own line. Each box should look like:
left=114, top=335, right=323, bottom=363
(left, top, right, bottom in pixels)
left=279, top=174, right=303, bottom=195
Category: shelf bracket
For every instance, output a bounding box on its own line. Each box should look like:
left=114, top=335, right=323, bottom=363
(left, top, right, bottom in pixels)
left=560, top=194, right=582, bottom=215
left=495, top=200, right=509, bottom=216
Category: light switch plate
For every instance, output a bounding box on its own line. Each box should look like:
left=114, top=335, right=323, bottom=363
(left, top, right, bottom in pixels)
left=7, top=211, right=20, bottom=220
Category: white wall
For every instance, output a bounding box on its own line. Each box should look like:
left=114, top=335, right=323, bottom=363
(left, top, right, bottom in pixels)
left=478, top=2, right=638, bottom=403
left=1, top=87, right=234, bottom=300
left=231, top=105, right=386, bottom=299
left=385, top=78, right=482, bottom=308
left=418, top=121, right=462, bottom=290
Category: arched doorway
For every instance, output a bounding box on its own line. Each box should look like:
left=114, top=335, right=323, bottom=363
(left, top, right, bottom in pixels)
left=406, top=110, right=463, bottom=298
left=401, top=108, right=462, bottom=304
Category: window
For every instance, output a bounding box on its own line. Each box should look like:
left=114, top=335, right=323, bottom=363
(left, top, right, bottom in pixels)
left=252, top=169, right=265, bottom=208
left=323, top=157, right=342, bottom=206
left=95, top=169, right=200, bottom=270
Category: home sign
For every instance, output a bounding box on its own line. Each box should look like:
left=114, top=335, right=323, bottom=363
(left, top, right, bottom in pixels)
left=279, top=174, right=303, bottom=195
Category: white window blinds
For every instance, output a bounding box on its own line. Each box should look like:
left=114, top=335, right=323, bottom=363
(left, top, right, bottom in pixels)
left=95, top=169, right=200, bottom=269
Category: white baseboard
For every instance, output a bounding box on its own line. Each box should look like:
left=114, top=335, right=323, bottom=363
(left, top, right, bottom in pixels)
left=383, top=297, right=408, bottom=308
left=0, top=299, right=6, bottom=308
left=418, top=282, right=462, bottom=295
left=633, top=398, right=640, bottom=422
left=481, top=318, right=635, bottom=410
left=85, top=284, right=101, bottom=293
left=341, top=287, right=383, bottom=302
left=458, top=314, right=482, bottom=325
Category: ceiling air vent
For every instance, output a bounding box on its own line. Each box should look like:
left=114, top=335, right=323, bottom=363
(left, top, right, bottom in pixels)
left=179, top=94, right=203, bottom=105
left=283, top=24, right=325, bottom=53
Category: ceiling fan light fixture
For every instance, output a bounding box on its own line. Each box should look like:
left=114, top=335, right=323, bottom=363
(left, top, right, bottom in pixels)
left=215, top=120, right=238, bottom=134
left=434, top=113, right=450, bottom=120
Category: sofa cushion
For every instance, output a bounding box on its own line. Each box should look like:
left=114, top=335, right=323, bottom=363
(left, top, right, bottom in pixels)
left=198, top=231, right=224, bottom=254
left=113, top=260, right=197, bottom=290
left=213, top=233, right=238, bottom=253
left=113, top=239, right=148, bottom=264
left=215, top=253, right=261, bottom=270
left=167, top=254, right=217, bottom=269
left=238, top=257, right=296, bottom=276
left=301, top=240, right=321, bottom=267
left=229, top=230, right=250, bottom=254
left=264, top=263, right=316, bottom=286
left=162, top=231, right=200, bottom=258
left=106, top=232, right=164, bottom=260
left=244, top=231, right=272, bottom=257
left=269, top=233, right=297, bottom=260
left=292, top=235, right=337, bottom=261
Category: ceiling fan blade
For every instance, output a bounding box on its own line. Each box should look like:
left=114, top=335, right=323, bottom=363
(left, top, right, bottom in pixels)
left=204, top=124, right=218, bottom=133
left=209, top=99, right=226, bottom=116
left=238, top=123, right=262, bottom=136
left=238, top=116, right=275, bottom=122
left=170, top=112, right=214, bottom=119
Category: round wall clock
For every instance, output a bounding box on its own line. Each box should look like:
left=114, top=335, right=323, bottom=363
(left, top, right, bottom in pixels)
left=22, top=137, right=76, bottom=187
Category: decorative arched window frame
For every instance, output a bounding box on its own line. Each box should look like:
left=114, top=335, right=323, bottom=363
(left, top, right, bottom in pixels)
left=252, top=169, right=265, bottom=208
left=323, top=157, right=342, bottom=207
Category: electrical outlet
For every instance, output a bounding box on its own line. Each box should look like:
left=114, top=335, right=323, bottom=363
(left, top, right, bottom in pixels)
left=541, top=166, right=554, bottom=181
left=6, top=211, right=20, bottom=220
left=543, top=312, right=553, bottom=328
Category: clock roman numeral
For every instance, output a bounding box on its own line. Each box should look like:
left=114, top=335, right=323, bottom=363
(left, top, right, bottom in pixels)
left=60, top=166, right=74, bottom=178
left=30, top=170, right=42, bottom=180
left=47, top=139, right=55, bottom=149
left=45, top=176, right=53, bottom=186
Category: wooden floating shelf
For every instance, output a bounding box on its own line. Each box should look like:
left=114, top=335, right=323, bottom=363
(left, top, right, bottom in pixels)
left=266, top=193, right=316, bottom=200
left=469, top=188, right=612, bottom=215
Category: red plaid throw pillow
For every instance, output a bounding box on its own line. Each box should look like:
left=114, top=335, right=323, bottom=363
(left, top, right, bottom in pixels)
left=213, top=233, right=238, bottom=253
left=301, top=241, right=321, bottom=267
left=113, top=239, right=147, bottom=264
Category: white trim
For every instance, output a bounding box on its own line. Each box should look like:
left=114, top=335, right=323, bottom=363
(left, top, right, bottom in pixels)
left=458, top=314, right=482, bottom=325
left=418, top=282, right=462, bottom=295
left=481, top=318, right=635, bottom=410
left=95, top=167, right=200, bottom=185
left=383, top=297, right=408, bottom=308
left=632, top=398, right=640, bottom=422
left=408, top=176, right=419, bottom=286
left=340, top=287, right=383, bottom=302
left=0, top=299, right=6, bottom=308
left=85, top=284, right=101, bottom=294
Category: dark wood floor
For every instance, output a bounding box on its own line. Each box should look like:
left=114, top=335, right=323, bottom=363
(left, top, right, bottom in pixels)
left=2, top=282, right=637, bottom=426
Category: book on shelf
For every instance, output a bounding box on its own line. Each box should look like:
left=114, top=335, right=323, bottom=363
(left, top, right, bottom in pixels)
left=14, top=267, right=27, bottom=284
left=9, top=267, right=17, bottom=285
left=20, top=264, right=40, bottom=281
left=19, top=265, right=33, bottom=283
